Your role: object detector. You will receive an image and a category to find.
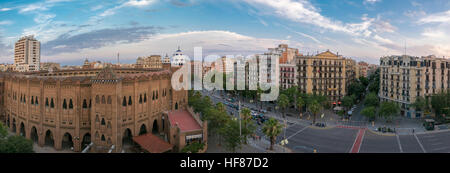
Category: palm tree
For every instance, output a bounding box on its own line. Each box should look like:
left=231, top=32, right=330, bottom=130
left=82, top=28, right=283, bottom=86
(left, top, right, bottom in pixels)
left=308, top=100, right=321, bottom=125
left=240, top=108, right=253, bottom=144
left=262, top=118, right=283, bottom=151
left=297, top=96, right=305, bottom=119
left=278, top=94, right=289, bottom=118
left=216, top=102, right=226, bottom=113
left=257, top=87, right=263, bottom=111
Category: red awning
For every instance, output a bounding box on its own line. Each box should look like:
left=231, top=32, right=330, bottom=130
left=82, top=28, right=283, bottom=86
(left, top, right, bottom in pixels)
left=133, top=133, right=173, bottom=153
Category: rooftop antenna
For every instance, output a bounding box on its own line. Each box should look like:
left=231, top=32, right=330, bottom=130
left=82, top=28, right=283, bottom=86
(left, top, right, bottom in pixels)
left=404, top=41, right=407, bottom=56
left=117, top=53, right=120, bottom=65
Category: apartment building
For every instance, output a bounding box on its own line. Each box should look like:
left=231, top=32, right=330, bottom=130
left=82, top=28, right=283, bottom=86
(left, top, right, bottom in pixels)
left=379, top=55, right=450, bottom=118
left=14, top=35, right=40, bottom=72
left=296, top=50, right=356, bottom=103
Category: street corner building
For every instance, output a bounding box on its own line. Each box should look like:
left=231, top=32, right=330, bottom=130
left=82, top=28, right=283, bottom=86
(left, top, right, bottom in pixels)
left=295, top=50, right=356, bottom=103
left=379, top=55, right=450, bottom=118
left=0, top=66, right=207, bottom=153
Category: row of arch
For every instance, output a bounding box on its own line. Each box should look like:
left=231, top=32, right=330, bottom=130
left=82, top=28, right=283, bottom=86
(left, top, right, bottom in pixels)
left=5, top=114, right=161, bottom=151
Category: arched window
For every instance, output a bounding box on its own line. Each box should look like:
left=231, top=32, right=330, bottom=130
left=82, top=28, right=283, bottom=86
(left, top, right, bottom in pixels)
left=107, top=122, right=111, bottom=129
left=45, top=98, right=49, bottom=107
left=23, top=95, right=26, bottom=103
left=31, top=96, right=34, bottom=105
left=69, top=99, right=73, bottom=109
left=152, top=91, right=155, bottom=100
left=89, top=99, right=92, bottom=108
left=20, top=94, right=22, bottom=102
left=95, top=95, right=100, bottom=104
left=82, top=99, right=87, bottom=109
left=35, top=97, right=38, bottom=105
left=62, top=99, right=67, bottom=109
left=139, top=94, right=143, bottom=104
left=175, top=102, right=178, bottom=110
left=101, top=95, right=106, bottom=104
left=101, top=118, right=106, bottom=125
left=107, top=96, right=112, bottom=104
left=101, top=135, right=105, bottom=141
left=144, top=93, right=147, bottom=103
left=122, top=96, right=127, bottom=107
left=156, top=91, right=158, bottom=99
left=50, top=98, right=55, bottom=108
left=95, top=114, right=99, bottom=122
left=128, top=96, right=132, bottom=105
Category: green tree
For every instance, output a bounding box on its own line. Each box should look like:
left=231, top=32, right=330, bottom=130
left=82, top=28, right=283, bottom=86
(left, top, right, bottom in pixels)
left=262, top=118, right=283, bottom=151
left=220, top=119, right=244, bottom=153
left=0, top=136, right=34, bottom=153
left=181, top=142, right=205, bottom=153
left=240, top=108, right=256, bottom=144
left=431, top=92, right=450, bottom=115
left=364, top=92, right=379, bottom=107
left=379, top=102, right=400, bottom=122
left=278, top=94, right=289, bottom=118
left=0, top=122, right=7, bottom=139
left=342, top=95, right=354, bottom=113
left=297, top=96, right=305, bottom=119
left=348, top=82, right=365, bottom=99
left=361, top=106, right=376, bottom=121
left=359, top=76, right=369, bottom=87
left=412, top=96, right=428, bottom=116
left=308, top=100, right=322, bottom=124
left=257, top=87, right=263, bottom=110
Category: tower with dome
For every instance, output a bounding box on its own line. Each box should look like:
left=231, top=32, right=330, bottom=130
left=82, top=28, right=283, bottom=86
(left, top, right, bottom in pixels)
left=171, top=46, right=188, bottom=67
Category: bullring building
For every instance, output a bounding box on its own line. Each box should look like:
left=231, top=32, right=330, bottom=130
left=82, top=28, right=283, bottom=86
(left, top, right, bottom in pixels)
left=0, top=66, right=207, bottom=153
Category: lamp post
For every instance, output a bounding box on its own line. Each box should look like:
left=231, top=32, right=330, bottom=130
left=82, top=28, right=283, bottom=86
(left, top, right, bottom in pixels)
left=280, top=117, right=288, bottom=153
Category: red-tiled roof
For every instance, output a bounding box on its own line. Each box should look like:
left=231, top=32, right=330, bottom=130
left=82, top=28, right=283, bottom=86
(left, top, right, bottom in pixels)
left=132, top=133, right=173, bottom=153
left=168, top=110, right=202, bottom=132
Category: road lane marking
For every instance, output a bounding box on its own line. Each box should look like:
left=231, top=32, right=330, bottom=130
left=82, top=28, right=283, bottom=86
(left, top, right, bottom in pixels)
left=396, top=135, right=403, bottom=153
left=414, top=134, right=426, bottom=153
left=350, top=129, right=366, bottom=153
left=286, top=126, right=308, bottom=140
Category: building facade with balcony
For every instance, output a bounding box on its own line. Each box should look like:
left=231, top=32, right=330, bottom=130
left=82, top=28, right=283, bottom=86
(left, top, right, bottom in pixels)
left=296, top=50, right=356, bottom=103
left=379, top=55, right=450, bottom=118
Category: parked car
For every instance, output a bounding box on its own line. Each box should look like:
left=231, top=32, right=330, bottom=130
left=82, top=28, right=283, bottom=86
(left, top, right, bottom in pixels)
left=315, top=122, right=326, bottom=127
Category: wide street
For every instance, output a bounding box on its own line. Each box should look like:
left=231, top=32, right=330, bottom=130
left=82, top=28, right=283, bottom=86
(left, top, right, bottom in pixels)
left=200, top=89, right=450, bottom=153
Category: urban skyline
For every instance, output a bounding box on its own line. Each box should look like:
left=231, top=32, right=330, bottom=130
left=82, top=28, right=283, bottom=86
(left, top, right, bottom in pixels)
left=0, top=0, right=449, bottom=65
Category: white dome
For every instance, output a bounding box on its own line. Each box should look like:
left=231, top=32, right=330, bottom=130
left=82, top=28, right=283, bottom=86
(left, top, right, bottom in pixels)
left=171, top=47, right=188, bottom=67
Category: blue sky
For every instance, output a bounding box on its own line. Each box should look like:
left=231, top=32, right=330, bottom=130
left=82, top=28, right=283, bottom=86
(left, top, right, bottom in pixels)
left=0, top=0, right=449, bottom=65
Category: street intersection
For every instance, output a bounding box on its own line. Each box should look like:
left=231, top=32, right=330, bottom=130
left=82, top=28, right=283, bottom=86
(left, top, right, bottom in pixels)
left=201, top=90, right=450, bottom=153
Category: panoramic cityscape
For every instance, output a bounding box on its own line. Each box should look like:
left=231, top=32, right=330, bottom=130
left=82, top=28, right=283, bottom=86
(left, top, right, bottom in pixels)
left=0, top=0, right=449, bottom=155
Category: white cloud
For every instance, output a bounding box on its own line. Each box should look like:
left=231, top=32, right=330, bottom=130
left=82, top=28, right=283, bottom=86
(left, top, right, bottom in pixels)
left=0, top=21, right=13, bottom=25
left=0, top=8, right=12, bottom=12
left=422, top=30, right=446, bottom=38
left=244, top=0, right=354, bottom=34
left=373, top=34, right=393, bottom=44
left=99, top=0, right=157, bottom=17
left=19, top=3, right=48, bottom=13
left=42, top=30, right=303, bottom=63
left=418, top=10, right=450, bottom=24
left=91, top=5, right=104, bottom=11
left=125, top=0, right=157, bottom=7
left=34, top=14, right=56, bottom=24
left=243, top=0, right=395, bottom=38
left=364, top=0, right=381, bottom=5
